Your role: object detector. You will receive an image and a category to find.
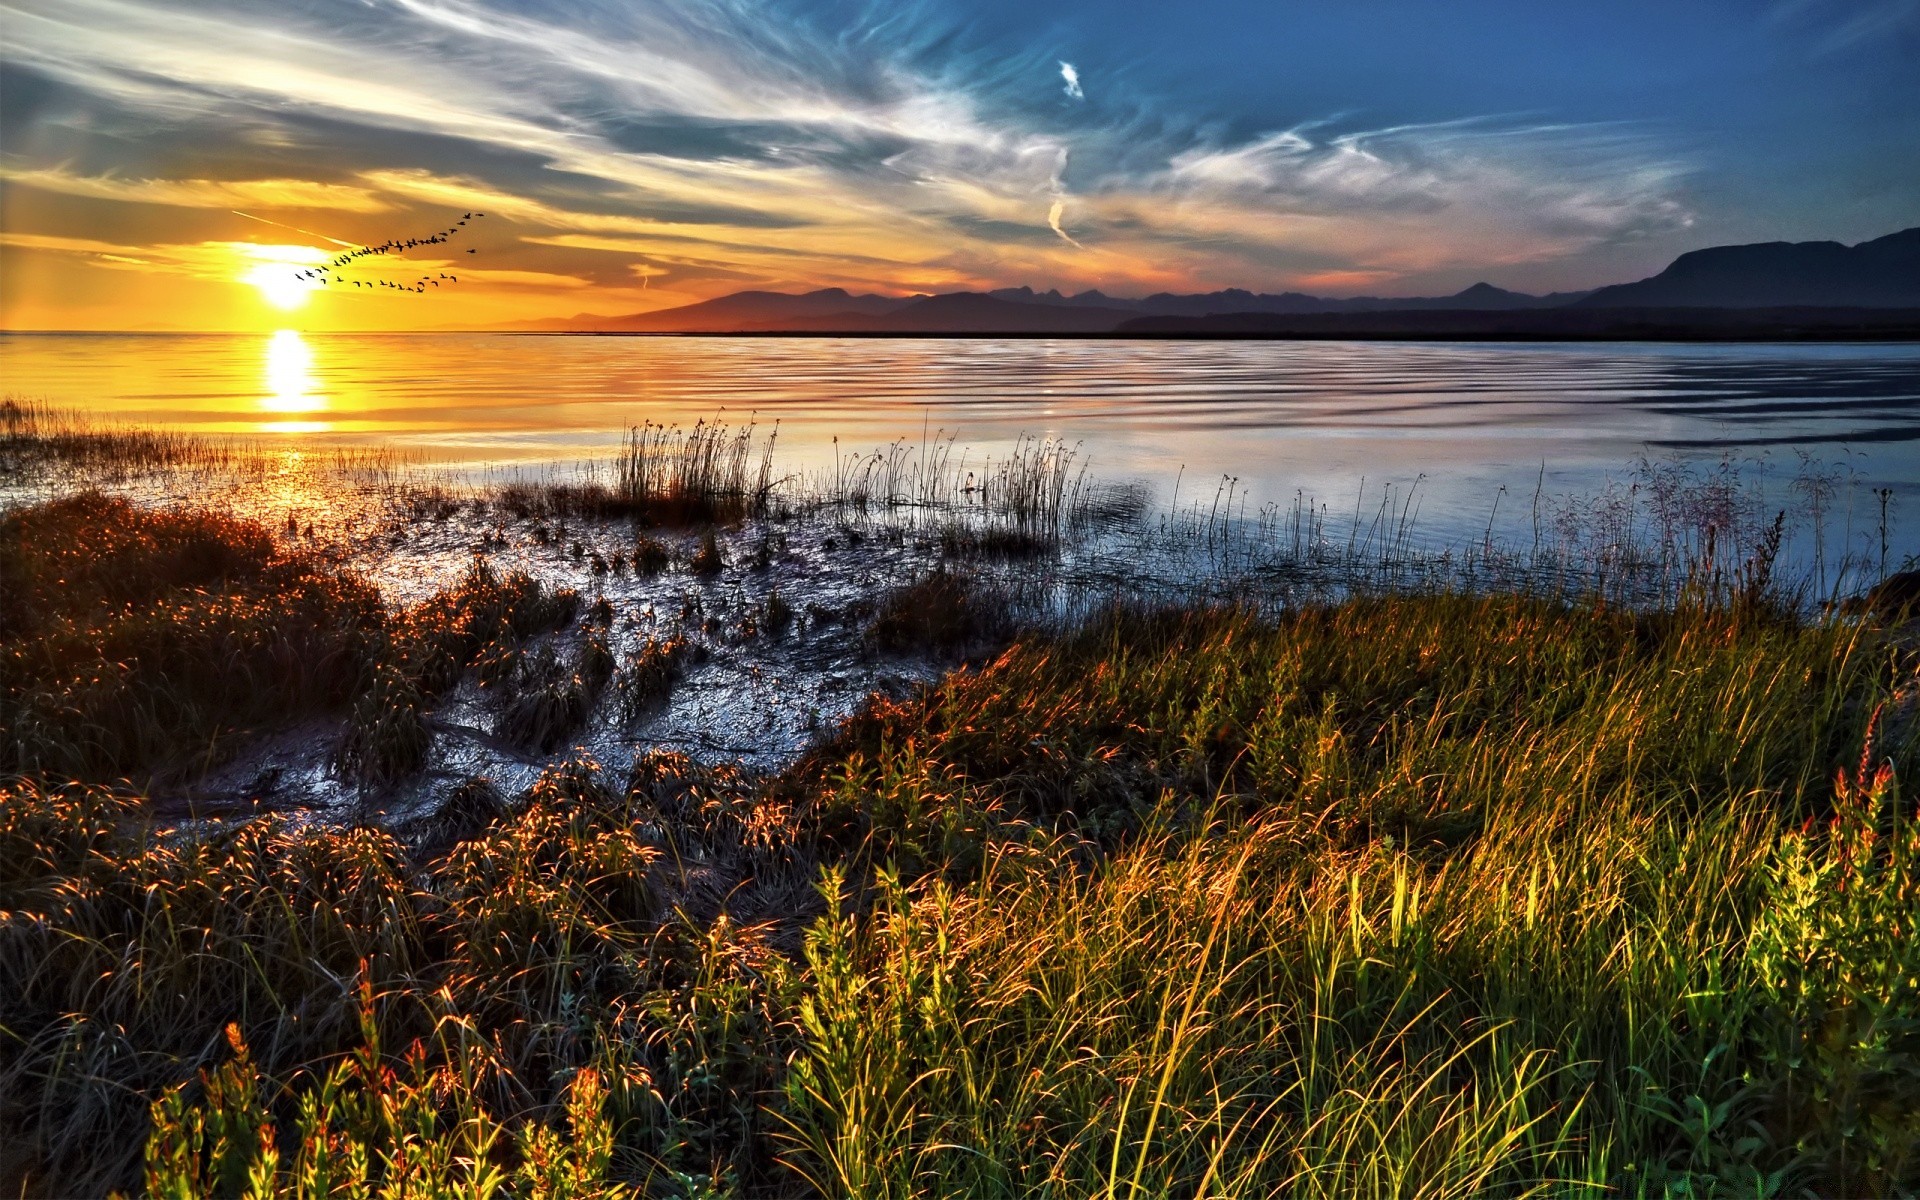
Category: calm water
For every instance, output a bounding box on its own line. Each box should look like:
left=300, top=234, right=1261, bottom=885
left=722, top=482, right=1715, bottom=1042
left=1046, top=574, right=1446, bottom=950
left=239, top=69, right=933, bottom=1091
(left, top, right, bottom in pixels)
left=6, top=331, right=1919, bottom=547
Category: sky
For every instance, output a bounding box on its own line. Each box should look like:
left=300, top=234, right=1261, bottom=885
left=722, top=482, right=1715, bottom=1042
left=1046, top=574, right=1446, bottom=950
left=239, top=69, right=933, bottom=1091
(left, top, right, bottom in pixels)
left=2, top=0, right=1917, bottom=330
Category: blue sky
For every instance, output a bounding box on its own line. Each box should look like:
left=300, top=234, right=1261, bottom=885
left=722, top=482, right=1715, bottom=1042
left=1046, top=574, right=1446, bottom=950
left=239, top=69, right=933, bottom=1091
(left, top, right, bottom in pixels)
left=3, top=0, right=1916, bottom=327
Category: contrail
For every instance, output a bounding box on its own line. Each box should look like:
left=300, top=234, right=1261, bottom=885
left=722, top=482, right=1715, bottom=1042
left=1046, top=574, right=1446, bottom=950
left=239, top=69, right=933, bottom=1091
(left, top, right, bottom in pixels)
left=230, top=210, right=358, bottom=248
left=1048, top=199, right=1084, bottom=248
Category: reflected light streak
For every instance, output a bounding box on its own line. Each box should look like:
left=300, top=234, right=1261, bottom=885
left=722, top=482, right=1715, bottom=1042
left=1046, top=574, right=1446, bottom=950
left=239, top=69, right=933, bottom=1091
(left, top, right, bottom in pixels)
left=261, top=329, right=325, bottom=414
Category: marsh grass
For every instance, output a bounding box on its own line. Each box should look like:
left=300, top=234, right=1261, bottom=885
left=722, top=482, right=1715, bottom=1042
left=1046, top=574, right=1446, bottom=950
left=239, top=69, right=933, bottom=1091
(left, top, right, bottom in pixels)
left=0, top=758, right=799, bottom=1196
left=5, top=432, right=1920, bottom=1196
left=3, top=583, right=1916, bottom=1195
left=1, top=399, right=237, bottom=482
left=784, top=595, right=1919, bottom=1197
left=0, top=492, right=581, bottom=790
left=494, top=420, right=780, bottom=527
left=492, top=625, right=615, bottom=755
left=1, top=399, right=400, bottom=498
left=615, top=636, right=689, bottom=722
left=0, top=493, right=385, bottom=782
left=865, top=568, right=1013, bottom=656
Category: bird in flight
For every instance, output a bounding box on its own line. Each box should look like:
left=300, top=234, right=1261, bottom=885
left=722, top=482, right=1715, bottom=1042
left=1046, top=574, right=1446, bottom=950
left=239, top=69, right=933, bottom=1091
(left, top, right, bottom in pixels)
left=303, top=211, right=487, bottom=296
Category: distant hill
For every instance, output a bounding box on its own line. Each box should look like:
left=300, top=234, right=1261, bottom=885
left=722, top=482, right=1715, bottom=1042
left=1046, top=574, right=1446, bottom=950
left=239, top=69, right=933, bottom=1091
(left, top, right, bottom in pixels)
left=746, top=292, right=1141, bottom=334
left=509, top=287, right=912, bottom=332
left=530, top=281, right=1592, bottom=333
left=1577, top=228, right=1920, bottom=308
left=503, top=225, right=1920, bottom=335
left=1116, top=281, right=1592, bottom=317
left=1112, top=307, right=1920, bottom=340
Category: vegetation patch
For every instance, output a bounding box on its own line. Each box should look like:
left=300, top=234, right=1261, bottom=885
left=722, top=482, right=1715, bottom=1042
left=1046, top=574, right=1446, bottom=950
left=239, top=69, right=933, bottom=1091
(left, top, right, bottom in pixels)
left=0, top=495, right=579, bottom=790
left=616, top=635, right=689, bottom=722
left=865, top=567, right=1007, bottom=655
left=0, top=493, right=383, bottom=781
left=3, top=490, right=1918, bottom=1197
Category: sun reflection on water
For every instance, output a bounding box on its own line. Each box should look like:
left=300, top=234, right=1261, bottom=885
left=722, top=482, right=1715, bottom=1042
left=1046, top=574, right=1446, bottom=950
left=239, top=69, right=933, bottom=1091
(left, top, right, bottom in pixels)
left=260, top=329, right=333, bottom=433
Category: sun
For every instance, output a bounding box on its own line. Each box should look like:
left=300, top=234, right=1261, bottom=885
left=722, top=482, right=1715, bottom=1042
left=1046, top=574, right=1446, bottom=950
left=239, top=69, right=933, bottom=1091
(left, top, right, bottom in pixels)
left=245, top=261, right=321, bottom=310
left=238, top=244, right=328, bottom=311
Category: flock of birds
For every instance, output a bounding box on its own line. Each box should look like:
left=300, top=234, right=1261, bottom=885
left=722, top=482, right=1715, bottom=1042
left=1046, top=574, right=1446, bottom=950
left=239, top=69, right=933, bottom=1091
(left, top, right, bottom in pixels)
left=293, top=211, right=486, bottom=295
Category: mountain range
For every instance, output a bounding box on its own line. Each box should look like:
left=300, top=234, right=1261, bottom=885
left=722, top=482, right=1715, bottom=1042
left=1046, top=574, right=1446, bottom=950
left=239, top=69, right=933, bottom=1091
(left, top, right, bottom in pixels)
left=509, top=227, right=1920, bottom=336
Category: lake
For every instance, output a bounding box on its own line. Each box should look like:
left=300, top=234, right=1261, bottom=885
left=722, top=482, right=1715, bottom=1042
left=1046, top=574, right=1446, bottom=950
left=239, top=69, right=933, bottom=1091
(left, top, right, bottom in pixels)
left=5, top=331, right=1918, bottom=550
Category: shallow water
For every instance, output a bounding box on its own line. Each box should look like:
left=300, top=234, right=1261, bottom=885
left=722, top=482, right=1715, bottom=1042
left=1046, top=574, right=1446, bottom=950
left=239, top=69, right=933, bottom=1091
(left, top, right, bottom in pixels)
left=6, top=332, right=1918, bottom=548
left=7, top=331, right=1919, bottom=816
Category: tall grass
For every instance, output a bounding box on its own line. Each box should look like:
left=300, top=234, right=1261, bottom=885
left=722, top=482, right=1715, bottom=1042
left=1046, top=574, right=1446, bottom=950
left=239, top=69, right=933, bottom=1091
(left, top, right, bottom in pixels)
left=3, top=478, right=1918, bottom=1195
left=0, top=757, right=800, bottom=1195
left=3, top=589, right=1914, bottom=1195
left=785, top=595, right=1917, bottom=1196
left=0, top=493, right=578, bottom=788
left=494, top=419, right=781, bottom=526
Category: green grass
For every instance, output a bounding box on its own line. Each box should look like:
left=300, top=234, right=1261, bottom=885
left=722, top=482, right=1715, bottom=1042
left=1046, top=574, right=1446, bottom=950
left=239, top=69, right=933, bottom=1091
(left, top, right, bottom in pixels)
left=2, top=494, right=1917, bottom=1196
left=787, top=600, right=1918, bottom=1197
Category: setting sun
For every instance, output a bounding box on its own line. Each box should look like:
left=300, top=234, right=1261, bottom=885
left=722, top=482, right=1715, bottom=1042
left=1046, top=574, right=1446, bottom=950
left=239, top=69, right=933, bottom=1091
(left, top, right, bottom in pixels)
left=240, top=245, right=328, bottom=311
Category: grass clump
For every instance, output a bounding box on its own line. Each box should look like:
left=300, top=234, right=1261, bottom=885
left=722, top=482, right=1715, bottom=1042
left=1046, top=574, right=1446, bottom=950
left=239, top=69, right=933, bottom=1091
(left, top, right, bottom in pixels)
left=0, top=493, right=383, bottom=781
left=631, top=533, right=673, bottom=576
left=492, top=627, right=614, bottom=756
left=690, top=529, right=725, bottom=577
left=5, top=541, right=1918, bottom=1196
left=865, top=567, right=1006, bottom=656
left=615, top=635, right=689, bottom=721
left=784, top=595, right=1919, bottom=1196
left=0, top=495, right=581, bottom=790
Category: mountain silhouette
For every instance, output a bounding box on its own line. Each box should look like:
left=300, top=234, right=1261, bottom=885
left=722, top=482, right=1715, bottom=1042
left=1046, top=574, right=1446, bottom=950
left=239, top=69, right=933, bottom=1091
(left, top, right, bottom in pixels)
left=1577, top=228, right=1920, bottom=308
left=532, top=281, right=1593, bottom=332
left=502, top=225, right=1920, bottom=335
left=512, top=287, right=910, bottom=332
left=744, top=292, right=1141, bottom=333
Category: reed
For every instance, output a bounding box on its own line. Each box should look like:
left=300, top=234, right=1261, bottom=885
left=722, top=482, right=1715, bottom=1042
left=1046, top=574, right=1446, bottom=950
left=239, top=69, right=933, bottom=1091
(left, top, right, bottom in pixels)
left=1, top=398, right=235, bottom=482
left=4, top=588, right=1914, bottom=1195
left=3, top=457, right=1918, bottom=1196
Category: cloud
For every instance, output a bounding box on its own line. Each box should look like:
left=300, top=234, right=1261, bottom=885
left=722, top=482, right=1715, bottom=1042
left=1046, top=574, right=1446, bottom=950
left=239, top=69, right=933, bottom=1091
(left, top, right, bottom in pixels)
left=1046, top=198, right=1083, bottom=248
left=2, top=167, right=391, bottom=212
left=0, top=0, right=1699, bottom=320
left=1768, top=0, right=1920, bottom=55
left=1136, top=119, right=1693, bottom=279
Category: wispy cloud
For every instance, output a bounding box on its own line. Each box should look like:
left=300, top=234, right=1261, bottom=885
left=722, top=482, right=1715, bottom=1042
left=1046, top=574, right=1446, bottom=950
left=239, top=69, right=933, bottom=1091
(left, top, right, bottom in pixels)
left=1, top=167, right=391, bottom=212
left=1768, top=0, right=1920, bottom=56
left=0, top=0, right=1698, bottom=325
